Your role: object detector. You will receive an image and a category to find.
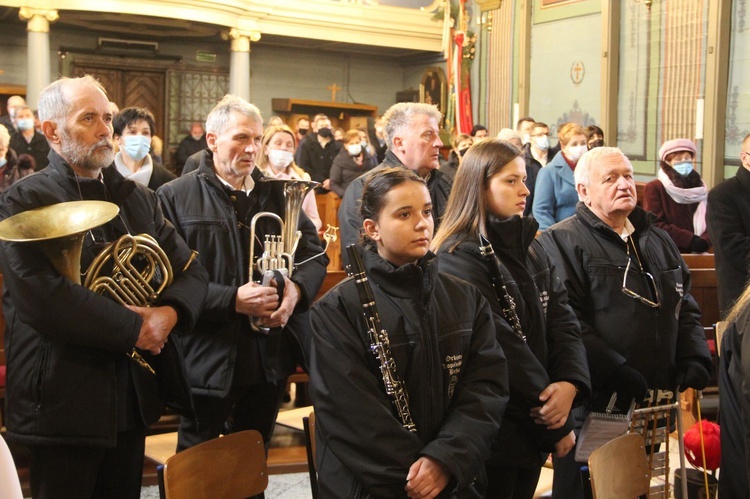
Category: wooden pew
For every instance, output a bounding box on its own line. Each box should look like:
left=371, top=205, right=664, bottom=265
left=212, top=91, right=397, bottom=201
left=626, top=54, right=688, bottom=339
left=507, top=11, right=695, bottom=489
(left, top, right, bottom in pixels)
left=635, top=182, right=646, bottom=208
left=315, top=192, right=343, bottom=271
left=681, top=253, right=719, bottom=328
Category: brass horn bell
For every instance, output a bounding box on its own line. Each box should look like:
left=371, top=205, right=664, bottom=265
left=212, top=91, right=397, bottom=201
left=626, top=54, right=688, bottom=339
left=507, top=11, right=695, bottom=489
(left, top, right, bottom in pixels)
left=0, top=200, right=120, bottom=284
left=0, top=200, right=162, bottom=375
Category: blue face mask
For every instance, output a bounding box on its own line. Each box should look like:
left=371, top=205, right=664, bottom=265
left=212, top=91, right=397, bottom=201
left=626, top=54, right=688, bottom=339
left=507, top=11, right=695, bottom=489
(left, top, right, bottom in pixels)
left=0, top=157, right=6, bottom=168
left=16, top=118, right=35, bottom=131
left=122, top=135, right=151, bottom=161
left=672, top=161, right=693, bottom=176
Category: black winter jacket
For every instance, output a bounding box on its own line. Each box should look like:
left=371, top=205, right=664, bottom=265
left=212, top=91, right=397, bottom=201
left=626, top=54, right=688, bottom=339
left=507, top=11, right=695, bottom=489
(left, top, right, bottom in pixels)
left=707, top=166, right=750, bottom=316
left=157, top=151, right=327, bottom=395
left=0, top=149, right=208, bottom=447
left=437, top=215, right=590, bottom=466
left=329, top=148, right=375, bottom=198
left=537, top=203, right=712, bottom=407
left=310, top=248, right=508, bottom=498
left=297, top=132, right=342, bottom=186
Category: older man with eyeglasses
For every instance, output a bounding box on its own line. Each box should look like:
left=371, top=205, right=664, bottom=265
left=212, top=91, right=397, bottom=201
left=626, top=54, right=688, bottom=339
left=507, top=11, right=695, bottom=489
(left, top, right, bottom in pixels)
left=537, top=146, right=712, bottom=499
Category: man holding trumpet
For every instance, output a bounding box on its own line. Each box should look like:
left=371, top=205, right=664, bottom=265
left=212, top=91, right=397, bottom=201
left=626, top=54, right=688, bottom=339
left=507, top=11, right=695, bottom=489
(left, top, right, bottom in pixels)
left=0, top=75, right=208, bottom=498
left=157, top=95, right=327, bottom=452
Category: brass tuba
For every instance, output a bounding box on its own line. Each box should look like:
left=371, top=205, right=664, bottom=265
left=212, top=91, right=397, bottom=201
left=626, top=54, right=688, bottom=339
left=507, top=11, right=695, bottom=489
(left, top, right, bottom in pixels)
left=0, top=200, right=187, bottom=375
left=247, top=177, right=337, bottom=332
left=248, top=178, right=319, bottom=281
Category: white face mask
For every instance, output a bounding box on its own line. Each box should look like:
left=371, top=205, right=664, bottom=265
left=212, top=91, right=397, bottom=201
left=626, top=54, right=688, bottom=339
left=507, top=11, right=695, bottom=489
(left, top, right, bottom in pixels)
left=534, top=136, right=550, bottom=151
left=347, top=144, right=362, bottom=156
left=268, top=149, right=293, bottom=171
left=565, top=145, right=588, bottom=162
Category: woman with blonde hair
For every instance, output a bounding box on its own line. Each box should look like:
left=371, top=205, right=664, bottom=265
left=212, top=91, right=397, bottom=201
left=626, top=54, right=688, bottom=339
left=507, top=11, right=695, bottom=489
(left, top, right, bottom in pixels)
left=532, top=123, right=589, bottom=230
left=257, top=124, right=322, bottom=231
left=432, top=139, right=590, bottom=498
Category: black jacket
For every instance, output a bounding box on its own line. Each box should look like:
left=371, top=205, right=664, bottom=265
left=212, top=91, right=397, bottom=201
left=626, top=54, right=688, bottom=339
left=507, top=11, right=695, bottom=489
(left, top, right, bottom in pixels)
left=437, top=215, right=590, bottom=466
left=10, top=130, right=50, bottom=170
left=297, top=133, right=342, bottom=186
left=0, top=149, right=208, bottom=447
left=537, top=203, right=712, bottom=406
left=329, top=148, right=375, bottom=198
left=707, top=166, right=750, bottom=316
left=157, top=151, right=328, bottom=395
left=310, top=248, right=508, bottom=498
left=148, top=164, right=177, bottom=191
left=174, top=134, right=207, bottom=174
left=338, top=149, right=453, bottom=266
left=522, top=143, right=545, bottom=217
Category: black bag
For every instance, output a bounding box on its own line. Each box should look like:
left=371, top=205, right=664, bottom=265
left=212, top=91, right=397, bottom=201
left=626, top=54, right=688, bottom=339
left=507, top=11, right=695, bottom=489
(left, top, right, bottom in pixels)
left=673, top=468, right=718, bottom=499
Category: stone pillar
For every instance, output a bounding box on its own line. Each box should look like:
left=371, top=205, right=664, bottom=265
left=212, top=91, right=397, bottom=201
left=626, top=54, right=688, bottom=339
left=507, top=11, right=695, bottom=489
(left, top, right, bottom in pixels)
left=228, top=29, right=260, bottom=102
left=19, top=8, right=58, bottom=108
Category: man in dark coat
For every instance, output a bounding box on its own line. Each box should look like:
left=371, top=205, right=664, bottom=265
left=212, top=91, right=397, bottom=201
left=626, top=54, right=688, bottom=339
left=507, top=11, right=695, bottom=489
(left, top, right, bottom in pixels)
left=9, top=105, right=50, bottom=170
left=708, top=132, right=750, bottom=316
left=0, top=75, right=208, bottom=499
left=297, top=114, right=341, bottom=193
left=523, top=121, right=552, bottom=216
left=338, top=102, right=452, bottom=266
left=174, top=121, right=207, bottom=175
left=157, top=95, right=328, bottom=452
left=537, top=146, right=713, bottom=499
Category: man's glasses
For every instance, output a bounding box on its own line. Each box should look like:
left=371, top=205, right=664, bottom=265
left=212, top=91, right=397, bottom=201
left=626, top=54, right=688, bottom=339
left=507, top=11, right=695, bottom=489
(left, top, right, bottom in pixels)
left=621, top=241, right=660, bottom=308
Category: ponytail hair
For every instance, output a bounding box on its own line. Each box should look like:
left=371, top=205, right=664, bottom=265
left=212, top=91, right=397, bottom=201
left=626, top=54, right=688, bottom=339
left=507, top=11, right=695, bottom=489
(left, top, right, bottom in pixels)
left=359, top=167, right=426, bottom=249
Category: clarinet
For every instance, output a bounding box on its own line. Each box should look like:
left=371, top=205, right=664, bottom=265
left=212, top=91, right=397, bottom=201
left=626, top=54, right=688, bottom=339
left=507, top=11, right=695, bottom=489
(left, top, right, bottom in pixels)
left=346, top=244, right=417, bottom=433
left=478, top=234, right=526, bottom=342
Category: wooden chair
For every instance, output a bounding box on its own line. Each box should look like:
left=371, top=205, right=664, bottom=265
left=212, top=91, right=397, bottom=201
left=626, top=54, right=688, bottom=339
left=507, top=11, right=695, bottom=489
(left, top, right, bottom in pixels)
left=158, top=430, right=268, bottom=499
left=303, top=411, right=318, bottom=499
left=588, top=433, right=650, bottom=499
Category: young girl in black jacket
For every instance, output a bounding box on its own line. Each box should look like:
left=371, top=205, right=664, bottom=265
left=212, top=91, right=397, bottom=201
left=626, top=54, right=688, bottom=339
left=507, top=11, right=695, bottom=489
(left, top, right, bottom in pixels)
left=432, top=140, right=591, bottom=499
left=309, top=167, right=509, bottom=498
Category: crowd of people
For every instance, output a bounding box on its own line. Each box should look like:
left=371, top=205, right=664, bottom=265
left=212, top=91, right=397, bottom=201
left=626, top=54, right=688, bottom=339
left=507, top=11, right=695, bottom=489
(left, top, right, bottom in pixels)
left=0, top=75, right=749, bottom=499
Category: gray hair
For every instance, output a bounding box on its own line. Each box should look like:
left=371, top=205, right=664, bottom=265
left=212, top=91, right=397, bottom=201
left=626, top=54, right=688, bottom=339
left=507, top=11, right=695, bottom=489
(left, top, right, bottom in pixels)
left=382, top=102, right=442, bottom=149
left=206, top=95, right=262, bottom=136
left=37, top=75, right=108, bottom=124
left=575, top=146, right=633, bottom=192
left=497, top=128, right=522, bottom=142
left=0, top=124, right=9, bottom=148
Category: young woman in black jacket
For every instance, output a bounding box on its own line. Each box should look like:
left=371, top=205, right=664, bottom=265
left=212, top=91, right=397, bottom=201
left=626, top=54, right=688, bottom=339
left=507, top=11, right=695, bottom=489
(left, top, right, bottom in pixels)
left=309, top=167, right=509, bottom=498
left=432, top=140, right=591, bottom=499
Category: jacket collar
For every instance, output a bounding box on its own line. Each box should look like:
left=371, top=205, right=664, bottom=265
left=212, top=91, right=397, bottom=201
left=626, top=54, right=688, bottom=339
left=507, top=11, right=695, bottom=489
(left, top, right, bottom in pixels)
left=361, top=246, right=435, bottom=299
left=382, top=148, right=405, bottom=168
left=485, top=215, right=538, bottom=261
left=381, top=149, right=446, bottom=189
left=196, top=149, right=270, bottom=205
left=575, top=201, right=653, bottom=242
left=46, top=148, right=136, bottom=205
left=550, top=152, right=576, bottom=186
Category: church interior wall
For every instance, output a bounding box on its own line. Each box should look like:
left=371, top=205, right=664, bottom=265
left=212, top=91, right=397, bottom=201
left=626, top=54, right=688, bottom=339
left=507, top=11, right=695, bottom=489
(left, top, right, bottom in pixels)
left=528, top=12, right=602, bottom=146
left=0, top=20, right=425, bottom=121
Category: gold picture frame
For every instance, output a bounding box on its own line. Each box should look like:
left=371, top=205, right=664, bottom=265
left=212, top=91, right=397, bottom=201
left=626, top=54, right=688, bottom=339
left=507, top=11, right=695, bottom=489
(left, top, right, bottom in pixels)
left=419, top=67, right=447, bottom=115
